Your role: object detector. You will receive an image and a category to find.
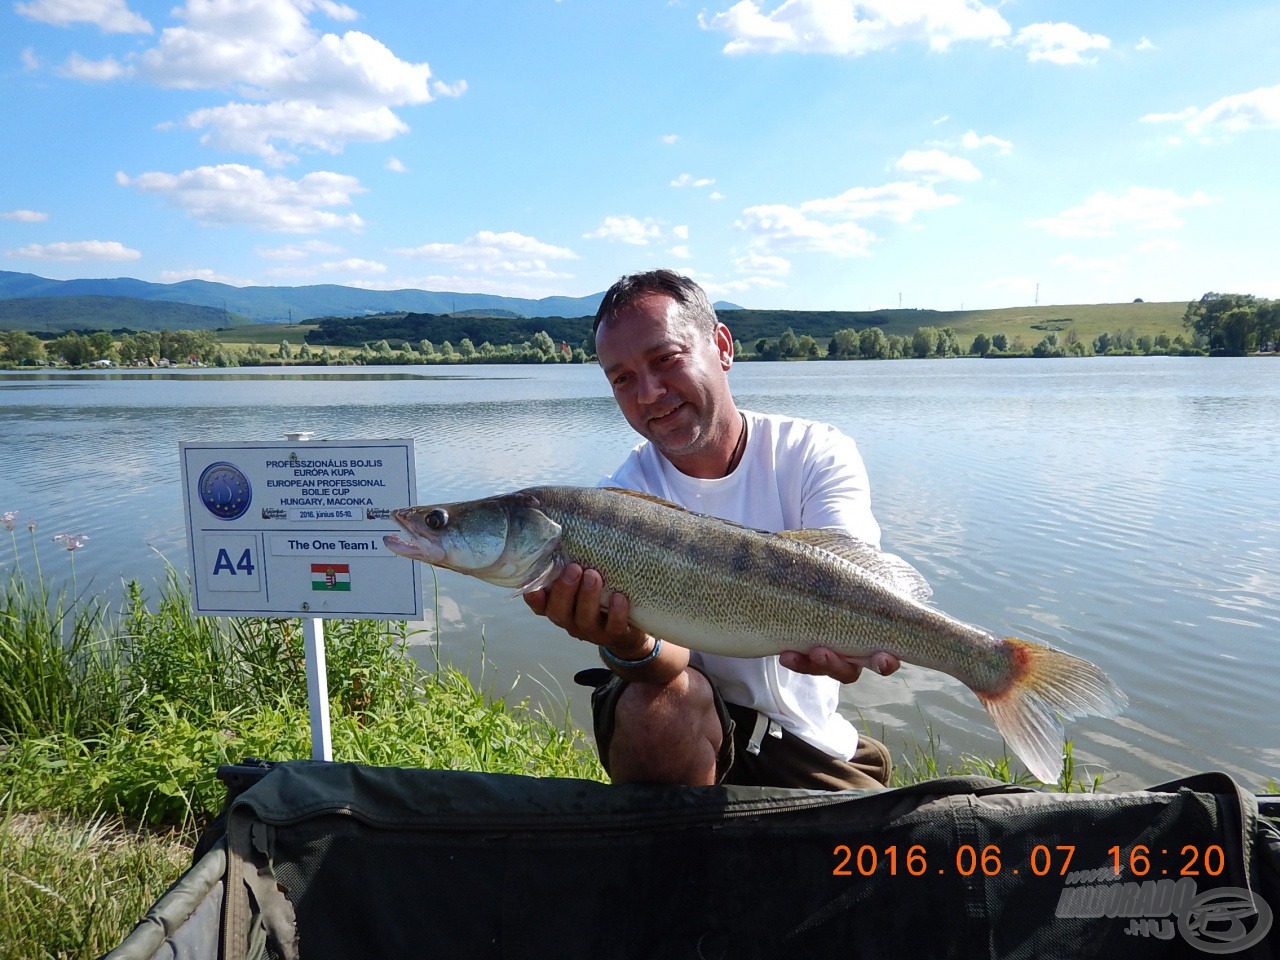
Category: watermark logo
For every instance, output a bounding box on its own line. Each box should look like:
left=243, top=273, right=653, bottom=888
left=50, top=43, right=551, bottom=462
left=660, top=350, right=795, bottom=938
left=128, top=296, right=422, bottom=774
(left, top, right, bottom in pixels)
left=1179, top=887, right=1273, bottom=955
left=1056, top=872, right=1272, bottom=954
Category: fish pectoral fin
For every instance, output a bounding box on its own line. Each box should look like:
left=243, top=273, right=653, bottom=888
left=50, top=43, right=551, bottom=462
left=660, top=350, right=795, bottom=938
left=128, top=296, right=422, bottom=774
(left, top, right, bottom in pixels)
left=504, top=552, right=566, bottom=598
left=777, top=529, right=934, bottom=603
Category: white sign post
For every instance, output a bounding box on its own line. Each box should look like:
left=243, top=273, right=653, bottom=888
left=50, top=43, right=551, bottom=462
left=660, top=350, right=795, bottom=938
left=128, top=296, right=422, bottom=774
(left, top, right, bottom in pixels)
left=180, top=438, right=421, bottom=761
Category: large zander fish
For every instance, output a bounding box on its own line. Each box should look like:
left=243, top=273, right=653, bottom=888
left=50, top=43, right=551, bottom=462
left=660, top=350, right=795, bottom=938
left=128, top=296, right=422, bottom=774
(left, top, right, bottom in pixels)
left=384, top=485, right=1126, bottom=783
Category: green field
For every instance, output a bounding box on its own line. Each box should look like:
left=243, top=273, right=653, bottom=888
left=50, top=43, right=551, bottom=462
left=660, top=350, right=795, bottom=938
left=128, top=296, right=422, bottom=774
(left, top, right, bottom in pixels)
left=214, top=323, right=320, bottom=348
left=717, top=300, right=1190, bottom=350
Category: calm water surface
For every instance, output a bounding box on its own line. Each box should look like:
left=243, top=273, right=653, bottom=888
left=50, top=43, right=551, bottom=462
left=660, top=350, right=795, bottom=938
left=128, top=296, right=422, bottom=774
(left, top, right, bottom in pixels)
left=2, top=358, right=1277, bottom=790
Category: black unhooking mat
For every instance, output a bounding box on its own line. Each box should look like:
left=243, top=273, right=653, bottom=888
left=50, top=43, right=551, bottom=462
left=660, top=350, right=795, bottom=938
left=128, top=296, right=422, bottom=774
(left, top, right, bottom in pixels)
left=192, top=761, right=1280, bottom=960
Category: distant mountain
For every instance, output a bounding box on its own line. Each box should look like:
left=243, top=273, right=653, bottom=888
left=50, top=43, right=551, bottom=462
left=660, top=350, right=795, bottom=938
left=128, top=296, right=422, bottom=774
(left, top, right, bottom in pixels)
left=0, top=295, right=249, bottom=333
left=0, top=270, right=607, bottom=323
left=0, top=271, right=750, bottom=325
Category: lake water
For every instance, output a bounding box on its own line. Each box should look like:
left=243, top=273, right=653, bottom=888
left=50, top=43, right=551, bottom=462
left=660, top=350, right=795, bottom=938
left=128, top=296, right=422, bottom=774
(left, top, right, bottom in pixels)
left=2, top=358, right=1277, bottom=791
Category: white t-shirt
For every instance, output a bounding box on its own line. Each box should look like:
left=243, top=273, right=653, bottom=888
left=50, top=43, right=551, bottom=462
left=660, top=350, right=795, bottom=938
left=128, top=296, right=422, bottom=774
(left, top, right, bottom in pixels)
left=600, top=409, right=881, bottom=759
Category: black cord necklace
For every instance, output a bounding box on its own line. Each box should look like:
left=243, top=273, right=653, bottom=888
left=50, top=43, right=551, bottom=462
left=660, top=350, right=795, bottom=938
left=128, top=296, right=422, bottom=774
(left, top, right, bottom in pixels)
left=725, top=412, right=748, bottom=477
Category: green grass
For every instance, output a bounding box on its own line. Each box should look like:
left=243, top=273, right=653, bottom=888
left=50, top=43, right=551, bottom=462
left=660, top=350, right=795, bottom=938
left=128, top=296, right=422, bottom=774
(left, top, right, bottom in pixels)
left=0, top=539, right=1117, bottom=959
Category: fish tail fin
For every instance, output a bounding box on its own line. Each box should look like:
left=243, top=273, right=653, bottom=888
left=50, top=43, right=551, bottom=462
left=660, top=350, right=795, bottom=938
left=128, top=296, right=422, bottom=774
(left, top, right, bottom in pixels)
left=974, top=637, right=1128, bottom=784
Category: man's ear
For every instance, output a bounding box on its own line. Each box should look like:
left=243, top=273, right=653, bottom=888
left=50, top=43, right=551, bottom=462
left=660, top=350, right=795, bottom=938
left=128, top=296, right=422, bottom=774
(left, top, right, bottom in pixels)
left=715, top=322, right=734, bottom=370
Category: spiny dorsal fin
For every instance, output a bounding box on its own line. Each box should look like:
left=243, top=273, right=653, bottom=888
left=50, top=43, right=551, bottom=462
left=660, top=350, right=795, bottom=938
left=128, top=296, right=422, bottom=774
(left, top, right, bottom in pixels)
left=777, top=529, right=933, bottom=602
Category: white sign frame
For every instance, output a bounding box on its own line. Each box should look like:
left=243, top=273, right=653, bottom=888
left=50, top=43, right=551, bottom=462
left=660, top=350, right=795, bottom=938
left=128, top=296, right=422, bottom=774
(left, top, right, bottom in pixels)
left=180, top=439, right=421, bottom=620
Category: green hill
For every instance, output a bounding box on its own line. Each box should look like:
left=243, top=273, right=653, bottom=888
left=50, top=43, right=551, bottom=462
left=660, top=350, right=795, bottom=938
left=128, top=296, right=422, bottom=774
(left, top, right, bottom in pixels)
left=720, top=300, right=1189, bottom=348
left=287, top=300, right=1192, bottom=353
left=0, top=295, right=249, bottom=333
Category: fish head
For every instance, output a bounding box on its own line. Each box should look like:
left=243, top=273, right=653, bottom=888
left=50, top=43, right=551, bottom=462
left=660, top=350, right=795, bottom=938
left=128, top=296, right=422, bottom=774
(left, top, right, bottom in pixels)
left=384, top=492, right=564, bottom=591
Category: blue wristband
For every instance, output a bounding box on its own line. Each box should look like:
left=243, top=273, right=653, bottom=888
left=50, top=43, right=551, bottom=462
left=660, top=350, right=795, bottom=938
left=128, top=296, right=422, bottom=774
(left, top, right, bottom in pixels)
left=600, top=637, right=663, bottom=668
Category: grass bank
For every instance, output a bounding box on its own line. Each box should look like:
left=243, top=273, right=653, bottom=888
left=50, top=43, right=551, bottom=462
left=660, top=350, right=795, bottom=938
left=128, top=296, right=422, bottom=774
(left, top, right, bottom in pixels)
left=0, top=546, right=604, bottom=958
left=0, top=545, right=1104, bottom=959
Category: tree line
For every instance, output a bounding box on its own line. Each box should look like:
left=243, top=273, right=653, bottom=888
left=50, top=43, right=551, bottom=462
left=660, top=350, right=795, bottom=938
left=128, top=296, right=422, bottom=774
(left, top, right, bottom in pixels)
left=0, top=328, right=232, bottom=366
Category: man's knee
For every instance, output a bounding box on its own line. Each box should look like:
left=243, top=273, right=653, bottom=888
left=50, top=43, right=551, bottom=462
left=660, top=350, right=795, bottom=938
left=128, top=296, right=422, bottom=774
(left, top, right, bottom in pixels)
left=608, top=669, right=723, bottom=786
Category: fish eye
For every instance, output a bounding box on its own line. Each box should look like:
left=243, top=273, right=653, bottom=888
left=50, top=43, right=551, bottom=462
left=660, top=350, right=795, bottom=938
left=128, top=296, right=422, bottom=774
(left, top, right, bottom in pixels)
left=426, top=508, right=448, bottom=530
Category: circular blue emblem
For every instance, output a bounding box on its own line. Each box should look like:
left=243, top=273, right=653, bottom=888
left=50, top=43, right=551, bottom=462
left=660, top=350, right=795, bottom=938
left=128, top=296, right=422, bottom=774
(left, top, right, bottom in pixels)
left=199, top=462, right=252, bottom=520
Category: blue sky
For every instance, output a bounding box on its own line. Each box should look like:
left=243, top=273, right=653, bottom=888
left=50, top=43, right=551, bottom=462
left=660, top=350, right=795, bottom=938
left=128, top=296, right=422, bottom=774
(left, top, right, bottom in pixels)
left=3, top=0, right=1278, bottom=311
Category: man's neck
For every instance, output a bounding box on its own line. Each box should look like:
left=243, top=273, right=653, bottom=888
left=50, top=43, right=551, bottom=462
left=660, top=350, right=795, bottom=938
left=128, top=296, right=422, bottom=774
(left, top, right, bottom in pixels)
left=662, top=406, right=744, bottom=480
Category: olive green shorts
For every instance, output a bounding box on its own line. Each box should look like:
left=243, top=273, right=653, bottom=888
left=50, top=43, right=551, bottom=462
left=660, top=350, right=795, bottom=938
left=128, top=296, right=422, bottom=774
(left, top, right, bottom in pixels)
left=575, top=667, right=891, bottom=791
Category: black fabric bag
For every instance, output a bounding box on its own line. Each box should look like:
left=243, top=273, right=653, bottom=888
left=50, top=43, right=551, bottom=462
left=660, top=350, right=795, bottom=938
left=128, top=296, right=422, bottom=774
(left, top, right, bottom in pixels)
left=192, top=762, right=1278, bottom=960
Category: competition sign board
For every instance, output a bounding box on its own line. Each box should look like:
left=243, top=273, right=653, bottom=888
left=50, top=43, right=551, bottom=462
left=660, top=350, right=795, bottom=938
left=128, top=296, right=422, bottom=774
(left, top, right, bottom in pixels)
left=180, top=439, right=421, bottom=620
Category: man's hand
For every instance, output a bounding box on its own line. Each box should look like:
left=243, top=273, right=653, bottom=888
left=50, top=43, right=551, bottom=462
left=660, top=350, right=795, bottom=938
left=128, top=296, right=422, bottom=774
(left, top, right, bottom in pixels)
left=522, top=562, right=651, bottom=656
left=779, top=647, right=901, bottom=684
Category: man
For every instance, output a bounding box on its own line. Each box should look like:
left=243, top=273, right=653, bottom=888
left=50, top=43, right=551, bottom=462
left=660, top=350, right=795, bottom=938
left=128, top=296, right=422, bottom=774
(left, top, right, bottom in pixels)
left=524, top=269, right=899, bottom=790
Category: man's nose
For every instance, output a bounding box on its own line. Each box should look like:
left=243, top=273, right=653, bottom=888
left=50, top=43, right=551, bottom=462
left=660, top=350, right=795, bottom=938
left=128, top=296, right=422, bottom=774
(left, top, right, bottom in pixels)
left=635, top=369, right=665, bottom=404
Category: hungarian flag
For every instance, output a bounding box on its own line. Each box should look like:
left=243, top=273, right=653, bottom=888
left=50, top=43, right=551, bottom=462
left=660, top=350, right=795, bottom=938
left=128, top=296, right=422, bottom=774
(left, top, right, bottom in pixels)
left=311, top=563, right=351, bottom=591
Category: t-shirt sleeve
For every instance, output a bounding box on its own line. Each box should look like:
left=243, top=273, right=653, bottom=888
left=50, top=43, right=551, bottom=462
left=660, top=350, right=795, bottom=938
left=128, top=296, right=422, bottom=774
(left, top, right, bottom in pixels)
left=798, top=423, right=882, bottom=549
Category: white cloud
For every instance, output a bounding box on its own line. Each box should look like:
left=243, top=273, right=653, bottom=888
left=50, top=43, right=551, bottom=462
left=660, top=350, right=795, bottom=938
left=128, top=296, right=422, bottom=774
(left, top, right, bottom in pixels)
left=800, top=180, right=961, bottom=222
left=701, top=0, right=1011, bottom=56
left=5, top=240, right=141, bottom=261
left=1136, top=37, right=1156, bottom=52
left=392, top=231, right=577, bottom=286
left=736, top=204, right=876, bottom=257
left=960, top=129, right=1012, bottom=154
left=672, top=224, right=690, bottom=240
left=113, top=0, right=464, bottom=161
left=661, top=134, right=679, bottom=144
left=397, top=230, right=577, bottom=264
left=15, top=0, right=151, bottom=33
left=709, top=191, right=726, bottom=201
left=583, top=215, right=665, bottom=245
left=58, top=53, right=132, bottom=81
left=321, top=257, right=384, bottom=273
left=668, top=245, right=692, bottom=259
left=159, top=267, right=251, bottom=284
left=1033, top=186, right=1211, bottom=238
left=736, top=179, right=961, bottom=259
left=182, top=101, right=408, bottom=166
left=256, top=240, right=344, bottom=260
left=700, top=275, right=784, bottom=297
left=670, top=173, right=716, bottom=188
left=21, top=48, right=41, bottom=71
left=1012, top=22, right=1110, bottom=65
left=932, top=114, right=949, bottom=125
left=1, top=209, right=50, bottom=222
left=118, top=163, right=365, bottom=233
left=268, top=256, right=386, bottom=277
left=384, top=157, right=408, bottom=173
left=1141, top=84, right=1280, bottom=137
left=431, top=79, right=467, bottom=98
left=895, top=148, right=981, bottom=182
left=348, top=273, right=572, bottom=298
left=734, top=252, right=791, bottom=275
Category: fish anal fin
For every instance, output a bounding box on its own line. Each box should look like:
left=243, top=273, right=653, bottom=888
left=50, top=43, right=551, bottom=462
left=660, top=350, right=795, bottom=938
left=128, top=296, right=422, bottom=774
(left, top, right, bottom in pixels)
left=778, top=529, right=933, bottom=603
left=974, top=637, right=1128, bottom=784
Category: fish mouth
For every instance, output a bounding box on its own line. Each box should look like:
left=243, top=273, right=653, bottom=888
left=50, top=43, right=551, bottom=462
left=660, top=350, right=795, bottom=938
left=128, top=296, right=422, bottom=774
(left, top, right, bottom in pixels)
left=382, top=533, right=443, bottom=563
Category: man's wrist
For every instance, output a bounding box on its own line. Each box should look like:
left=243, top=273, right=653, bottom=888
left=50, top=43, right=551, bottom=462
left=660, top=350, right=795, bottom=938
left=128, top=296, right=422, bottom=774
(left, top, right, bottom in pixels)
left=599, top=636, right=662, bottom=669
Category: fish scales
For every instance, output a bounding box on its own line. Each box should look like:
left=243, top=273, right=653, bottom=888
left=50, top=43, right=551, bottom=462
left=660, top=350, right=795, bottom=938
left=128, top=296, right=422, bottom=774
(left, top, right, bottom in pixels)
left=384, top=484, right=1128, bottom=783
left=530, top=486, right=1012, bottom=691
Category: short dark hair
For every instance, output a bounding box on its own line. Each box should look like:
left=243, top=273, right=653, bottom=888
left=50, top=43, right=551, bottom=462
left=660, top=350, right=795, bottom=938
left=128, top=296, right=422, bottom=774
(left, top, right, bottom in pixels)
left=593, top=269, right=718, bottom=338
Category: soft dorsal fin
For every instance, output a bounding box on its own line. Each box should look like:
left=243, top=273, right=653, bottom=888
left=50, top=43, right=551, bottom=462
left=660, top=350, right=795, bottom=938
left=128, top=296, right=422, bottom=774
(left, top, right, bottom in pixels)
left=777, top=529, right=933, bottom=602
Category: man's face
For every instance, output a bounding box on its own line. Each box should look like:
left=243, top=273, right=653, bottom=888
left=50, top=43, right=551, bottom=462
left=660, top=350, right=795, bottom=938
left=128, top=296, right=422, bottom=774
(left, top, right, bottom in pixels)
left=595, top=293, right=734, bottom=466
